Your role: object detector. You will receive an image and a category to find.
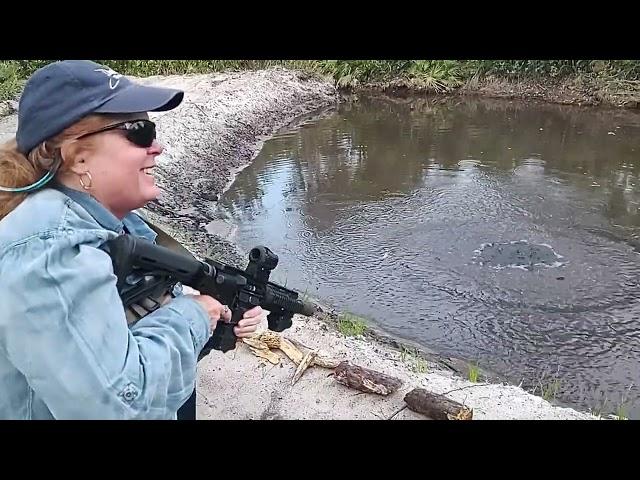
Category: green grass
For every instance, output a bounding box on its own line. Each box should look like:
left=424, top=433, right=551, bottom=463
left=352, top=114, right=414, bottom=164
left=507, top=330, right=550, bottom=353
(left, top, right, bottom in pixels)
left=315, top=60, right=640, bottom=91
left=614, top=404, right=629, bottom=420
left=526, top=367, right=562, bottom=403
left=468, top=362, right=480, bottom=383
left=542, top=379, right=561, bottom=402
left=314, top=60, right=470, bottom=91
left=337, top=312, right=367, bottom=337
left=589, top=396, right=632, bottom=420
left=399, top=346, right=428, bottom=374
left=0, top=60, right=325, bottom=103
left=466, top=60, right=640, bottom=80
left=1, top=60, right=304, bottom=79
left=3, top=60, right=640, bottom=104
left=0, top=61, right=24, bottom=101
left=412, top=356, right=428, bottom=374
left=611, top=385, right=633, bottom=420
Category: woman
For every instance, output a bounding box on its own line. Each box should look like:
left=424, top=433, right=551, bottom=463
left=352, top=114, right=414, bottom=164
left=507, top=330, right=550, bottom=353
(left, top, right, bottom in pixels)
left=0, top=60, right=263, bottom=419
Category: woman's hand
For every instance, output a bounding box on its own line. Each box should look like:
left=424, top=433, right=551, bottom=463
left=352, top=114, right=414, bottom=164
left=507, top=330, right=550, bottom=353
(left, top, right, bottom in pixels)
left=188, top=294, right=232, bottom=331
left=187, top=290, right=264, bottom=337
left=234, top=306, right=265, bottom=337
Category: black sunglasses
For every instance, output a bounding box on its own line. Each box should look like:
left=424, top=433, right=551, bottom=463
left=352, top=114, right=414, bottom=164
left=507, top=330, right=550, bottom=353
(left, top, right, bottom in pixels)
left=76, top=119, right=156, bottom=148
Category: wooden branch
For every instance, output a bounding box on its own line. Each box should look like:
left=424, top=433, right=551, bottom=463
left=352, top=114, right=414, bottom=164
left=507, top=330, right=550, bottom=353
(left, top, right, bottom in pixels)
left=288, top=337, right=341, bottom=368
left=404, top=388, right=473, bottom=420
left=241, top=337, right=280, bottom=364
left=334, top=361, right=402, bottom=395
left=292, top=350, right=318, bottom=385
left=255, top=331, right=341, bottom=369
left=248, top=347, right=281, bottom=364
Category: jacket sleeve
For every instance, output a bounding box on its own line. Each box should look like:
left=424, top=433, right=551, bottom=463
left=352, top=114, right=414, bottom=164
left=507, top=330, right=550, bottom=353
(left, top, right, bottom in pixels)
left=0, top=235, right=212, bottom=419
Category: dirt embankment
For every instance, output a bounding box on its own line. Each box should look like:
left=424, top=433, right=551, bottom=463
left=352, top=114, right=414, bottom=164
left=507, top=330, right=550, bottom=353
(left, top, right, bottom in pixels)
left=354, top=74, right=640, bottom=110
left=461, top=75, right=640, bottom=109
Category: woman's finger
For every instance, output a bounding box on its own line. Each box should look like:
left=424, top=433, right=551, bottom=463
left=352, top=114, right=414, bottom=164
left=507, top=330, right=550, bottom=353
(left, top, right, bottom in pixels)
left=237, top=316, right=263, bottom=328
left=243, top=306, right=264, bottom=318
left=234, top=325, right=259, bottom=337
left=220, top=304, right=232, bottom=322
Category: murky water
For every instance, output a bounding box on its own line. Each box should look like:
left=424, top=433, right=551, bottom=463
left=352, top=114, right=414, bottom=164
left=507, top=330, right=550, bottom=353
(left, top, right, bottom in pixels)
left=215, top=94, right=640, bottom=417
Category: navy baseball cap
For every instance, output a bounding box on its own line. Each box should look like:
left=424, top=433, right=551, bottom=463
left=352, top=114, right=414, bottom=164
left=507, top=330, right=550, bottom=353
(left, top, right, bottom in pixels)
left=16, top=60, right=184, bottom=154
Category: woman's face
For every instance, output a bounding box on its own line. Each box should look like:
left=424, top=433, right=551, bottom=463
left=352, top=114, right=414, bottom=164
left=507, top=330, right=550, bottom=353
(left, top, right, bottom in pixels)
left=69, top=114, right=164, bottom=218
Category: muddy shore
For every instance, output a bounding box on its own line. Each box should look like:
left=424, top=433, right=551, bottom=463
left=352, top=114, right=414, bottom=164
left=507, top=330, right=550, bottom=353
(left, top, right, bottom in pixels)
left=0, top=68, right=599, bottom=419
left=356, top=74, right=640, bottom=110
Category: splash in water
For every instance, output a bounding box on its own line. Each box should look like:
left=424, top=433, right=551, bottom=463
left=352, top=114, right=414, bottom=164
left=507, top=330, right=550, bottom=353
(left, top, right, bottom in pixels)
left=473, top=240, right=566, bottom=271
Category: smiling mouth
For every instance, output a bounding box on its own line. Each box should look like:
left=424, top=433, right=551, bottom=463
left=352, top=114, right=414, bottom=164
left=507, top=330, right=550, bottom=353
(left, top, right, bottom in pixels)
left=141, top=166, right=155, bottom=175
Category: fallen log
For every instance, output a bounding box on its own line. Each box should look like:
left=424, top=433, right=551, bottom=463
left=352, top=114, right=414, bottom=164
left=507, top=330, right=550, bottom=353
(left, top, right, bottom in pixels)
left=404, top=388, right=473, bottom=420
left=334, top=361, right=402, bottom=395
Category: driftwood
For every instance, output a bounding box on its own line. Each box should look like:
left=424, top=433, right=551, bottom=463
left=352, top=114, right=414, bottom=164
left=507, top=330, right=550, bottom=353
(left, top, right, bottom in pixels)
left=256, top=331, right=341, bottom=368
left=287, top=337, right=340, bottom=368
left=404, top=388, right=473, bottom=420
left=333, top=361, right=402, bottom=395
left=242, top=336, right=281, bottom=364
left=241, top=331, right=341, bottom=384
left=292, top=350, right=318, bottom=385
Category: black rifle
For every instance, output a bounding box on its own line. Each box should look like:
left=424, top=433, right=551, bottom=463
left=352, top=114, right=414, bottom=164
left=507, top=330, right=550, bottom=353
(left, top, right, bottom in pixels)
left=105, top=234, right=316, bottom=353
left=104, top=234, right=316, bottom=418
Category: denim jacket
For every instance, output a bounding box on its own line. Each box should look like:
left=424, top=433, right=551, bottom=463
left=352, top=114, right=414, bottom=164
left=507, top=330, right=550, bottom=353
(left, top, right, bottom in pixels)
left=0, top=184, right=212, bottom=419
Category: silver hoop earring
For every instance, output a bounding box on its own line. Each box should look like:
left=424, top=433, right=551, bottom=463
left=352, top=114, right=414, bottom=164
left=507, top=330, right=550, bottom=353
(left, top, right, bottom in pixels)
left=79, top=171, right=93, bottom=190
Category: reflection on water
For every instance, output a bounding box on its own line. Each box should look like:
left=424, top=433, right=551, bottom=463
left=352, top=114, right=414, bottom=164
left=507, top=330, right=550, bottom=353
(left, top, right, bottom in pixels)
left=217, top=94, right=640, bottom=417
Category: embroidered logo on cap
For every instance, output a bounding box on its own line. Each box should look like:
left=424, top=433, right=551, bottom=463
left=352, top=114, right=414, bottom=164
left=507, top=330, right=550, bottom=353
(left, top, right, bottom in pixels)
left=94, top=67, right=123, bottom=90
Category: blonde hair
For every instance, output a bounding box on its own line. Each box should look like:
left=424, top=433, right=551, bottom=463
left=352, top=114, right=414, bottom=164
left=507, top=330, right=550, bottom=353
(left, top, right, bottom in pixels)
left=0, top=114, right=121, bottom=220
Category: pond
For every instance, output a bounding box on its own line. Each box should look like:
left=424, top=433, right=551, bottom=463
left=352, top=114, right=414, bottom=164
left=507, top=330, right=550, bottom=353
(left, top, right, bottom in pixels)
left=215, top=93, right=640, bottom=418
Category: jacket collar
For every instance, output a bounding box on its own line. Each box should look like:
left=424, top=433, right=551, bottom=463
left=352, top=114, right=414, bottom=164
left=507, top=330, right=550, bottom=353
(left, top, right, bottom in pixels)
left=50, top=182, right=157, bottom=242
